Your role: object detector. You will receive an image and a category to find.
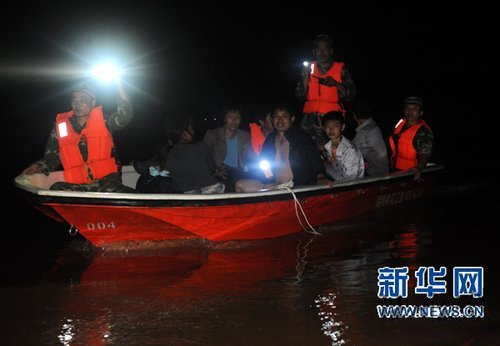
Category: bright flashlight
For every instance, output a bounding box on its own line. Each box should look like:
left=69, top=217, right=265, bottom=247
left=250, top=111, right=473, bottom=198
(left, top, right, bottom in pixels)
left=303, top=61, right=309, bottom=67
left=92, top=63, right=121, bottom=83
left=259, top=160, right=273, bottom=179
left=259, top=160, right=270, bottom=170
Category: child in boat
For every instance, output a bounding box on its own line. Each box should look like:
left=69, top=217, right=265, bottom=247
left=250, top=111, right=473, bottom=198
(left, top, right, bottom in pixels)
left=322, top=111, right=365, bottom=181
left=136, top=116, right=225, bottom=194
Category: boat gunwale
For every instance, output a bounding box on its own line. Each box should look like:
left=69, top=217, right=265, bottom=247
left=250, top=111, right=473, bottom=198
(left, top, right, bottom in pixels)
left=14, top=164, right=444, bottom=207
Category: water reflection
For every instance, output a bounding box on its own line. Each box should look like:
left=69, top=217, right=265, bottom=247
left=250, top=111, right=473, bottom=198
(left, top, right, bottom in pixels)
left=294, top=236, right=317, bottom=281
left=55, top=223, right=424, bottom=345
left=388, top=226, right=420, bottom=259
left=57, top=318, right=74, bottom=345
left=4, top=184, right=499, bottom=346
left=44, top=225, right=384, bottom=345
left=315, top=291, right=346, bottom=345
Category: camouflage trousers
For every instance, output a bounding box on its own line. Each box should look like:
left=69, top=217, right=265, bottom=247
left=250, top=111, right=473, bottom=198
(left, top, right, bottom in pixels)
left=49, top=173, right=136, bottom=193
left=300, top=113, right=328, bottom=149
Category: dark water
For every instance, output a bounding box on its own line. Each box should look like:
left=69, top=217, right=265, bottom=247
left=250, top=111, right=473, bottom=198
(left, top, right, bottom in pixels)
left=1, top=179, right=499, bottom=345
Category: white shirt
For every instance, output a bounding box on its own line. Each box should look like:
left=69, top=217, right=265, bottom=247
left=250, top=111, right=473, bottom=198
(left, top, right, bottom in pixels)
left=324, top=136, right=365, bottom=181
left=352, top=118, right=389, bottom=176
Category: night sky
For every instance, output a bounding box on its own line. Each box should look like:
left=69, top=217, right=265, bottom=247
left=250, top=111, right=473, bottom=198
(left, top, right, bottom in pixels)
left=2, top=4, right=493, bottom=184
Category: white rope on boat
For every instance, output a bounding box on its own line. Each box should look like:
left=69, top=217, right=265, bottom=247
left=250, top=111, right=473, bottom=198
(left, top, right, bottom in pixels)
left=274, top=180, right=321, bottom=235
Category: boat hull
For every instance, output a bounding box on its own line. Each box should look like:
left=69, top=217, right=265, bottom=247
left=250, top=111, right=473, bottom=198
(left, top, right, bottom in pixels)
left=26, top=171, right=438, bottom=247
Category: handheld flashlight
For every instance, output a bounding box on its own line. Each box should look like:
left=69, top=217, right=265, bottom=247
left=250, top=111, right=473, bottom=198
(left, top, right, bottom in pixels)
left=259, top=160, right=273, bottom=179
left=91, top=63, right=122, bottom=83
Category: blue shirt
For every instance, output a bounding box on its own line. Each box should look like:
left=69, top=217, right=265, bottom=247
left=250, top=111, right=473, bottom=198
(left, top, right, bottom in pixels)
left=223, top=136, right=238, bottom=168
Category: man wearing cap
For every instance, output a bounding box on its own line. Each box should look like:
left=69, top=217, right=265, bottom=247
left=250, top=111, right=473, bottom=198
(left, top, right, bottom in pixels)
left=21, top=81, right=134, bottom=192
left=389, top=96, right=433, bottom=182
left=295, top=35, right=357, bottom=150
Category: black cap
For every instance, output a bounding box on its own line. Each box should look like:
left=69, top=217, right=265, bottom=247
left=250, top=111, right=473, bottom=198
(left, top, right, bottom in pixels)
left=70, top=83, right=96, bottom=100
left=313, top=34, right=333, bottom=46
left=403, top=96, right=423, bottom=107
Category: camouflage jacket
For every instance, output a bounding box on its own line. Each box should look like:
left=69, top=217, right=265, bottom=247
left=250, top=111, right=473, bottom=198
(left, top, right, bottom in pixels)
left=36, top=99, right=134, bottom=173
left=295, top=61, right=357, bottom=107
left=411, top=126, right=433, bottom=160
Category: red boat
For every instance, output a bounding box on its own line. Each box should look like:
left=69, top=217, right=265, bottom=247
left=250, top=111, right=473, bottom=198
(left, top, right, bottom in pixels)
left=14, top=164, right=443, bottom=248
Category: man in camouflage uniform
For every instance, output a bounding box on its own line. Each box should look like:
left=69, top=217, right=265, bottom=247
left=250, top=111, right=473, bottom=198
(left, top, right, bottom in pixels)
left=389, top=96, right=433, bottom=182
left=295, top=35, right=356, bottom=149
left=22, top=82, right=134, bottom=192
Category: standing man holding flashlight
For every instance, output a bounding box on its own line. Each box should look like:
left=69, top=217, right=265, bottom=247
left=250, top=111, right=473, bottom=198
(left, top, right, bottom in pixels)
left=21, top=80, right=134, bottom=192
left=296, top=34, right=357, bottom=150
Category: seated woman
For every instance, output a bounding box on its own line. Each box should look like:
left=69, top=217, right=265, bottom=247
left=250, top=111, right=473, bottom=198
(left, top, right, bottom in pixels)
left=136, top=116, right=224, bottom=194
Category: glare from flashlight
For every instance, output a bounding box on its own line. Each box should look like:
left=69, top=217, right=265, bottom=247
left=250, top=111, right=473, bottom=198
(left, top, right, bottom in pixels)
left=259, top=160, right=270, bottom=170
left=303, top=61, right=309, bottom=67
left=92, top=63, right=121, bottom=83
left=259, top=160, right=273, bottom=179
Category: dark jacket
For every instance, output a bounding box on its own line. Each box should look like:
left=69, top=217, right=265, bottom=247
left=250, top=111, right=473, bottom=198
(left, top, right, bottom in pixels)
left=165, top=142, right=219, bottom=192
left=134, top=142, right=218, bottom=193
left=260, top=126, right=325, bottom=186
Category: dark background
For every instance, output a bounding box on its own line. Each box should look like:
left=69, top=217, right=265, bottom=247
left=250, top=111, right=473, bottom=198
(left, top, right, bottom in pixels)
left=1, top=3, right=494, bottom=186
left=0, top=8, right=497, bottom=344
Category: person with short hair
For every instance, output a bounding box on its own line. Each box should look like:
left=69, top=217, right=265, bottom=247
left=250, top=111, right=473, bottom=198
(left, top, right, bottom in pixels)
left=351, top=98, right=389, bottom=176
left=322, top=111, right=364, bottom=181
left=389, top=96, right=433, bottom=182
left=296, top=34, right=357, bottom=149
left=249, top=110, right=274, bottom=157
left=235, top=104, right=326, bottom=192
left=21, top=81, right=134, bottom=192
left=244, top=110, right=274, bottom=178
left=203, top=106, right=251, bottom=191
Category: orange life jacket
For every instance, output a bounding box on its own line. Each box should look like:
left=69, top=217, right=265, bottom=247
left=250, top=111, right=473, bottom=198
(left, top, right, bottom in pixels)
left=389, top=118, right=431, bottom=171
left=249, top=123, right=266, bottom=156
left=55, top=106, right=118, bottom=183
left=303, top=61, right=344, bottom=114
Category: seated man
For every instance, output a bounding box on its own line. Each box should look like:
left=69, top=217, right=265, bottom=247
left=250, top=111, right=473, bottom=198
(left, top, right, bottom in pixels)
left=21, top=82, right=134, bottom=192
left=235, top=104, right=327, bottom=192
left=351, top=98, right=389, bottom=176
left=203, top=106, right=251, bottom=191
left=322, top=111, right=364, bottom=181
